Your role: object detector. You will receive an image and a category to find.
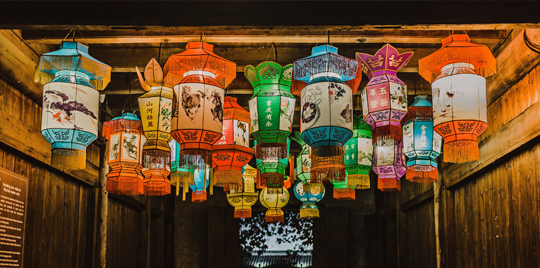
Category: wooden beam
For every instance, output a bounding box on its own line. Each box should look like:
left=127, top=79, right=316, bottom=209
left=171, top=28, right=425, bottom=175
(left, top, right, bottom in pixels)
left=111, top=66, right=419, bottom=73
left=400, top=188, right=434, bottom=212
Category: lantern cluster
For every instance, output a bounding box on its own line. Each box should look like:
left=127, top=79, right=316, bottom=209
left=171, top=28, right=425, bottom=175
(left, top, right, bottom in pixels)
left=344, top=116, right=373, bottom=189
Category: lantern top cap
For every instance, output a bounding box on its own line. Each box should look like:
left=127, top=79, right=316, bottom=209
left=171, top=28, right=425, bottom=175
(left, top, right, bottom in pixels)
left=102, top=113, right=143, bottom=139
left=356, top=44, right=414, bottom=80
left=293, top=45, right=361, bottom=82
left=418, top=34, right=496, bottom=83
left=244, top=61, right=293, bottom=89
left=112, top=112, right=140, bottom=121
left=186, top=41, right=214, bottom=51
left=411, top=95, right=433, bottom=107
left=311, top=44, right=338, bottom=56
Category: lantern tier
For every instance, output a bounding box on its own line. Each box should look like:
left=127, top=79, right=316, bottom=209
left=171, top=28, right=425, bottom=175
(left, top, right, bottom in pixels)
left=255, top=139, right=290, bottom=188
left=344, top=116, right=373, bottom=190
left=373, top=138, right=405, bottom=192
left=138, top=86, right=174, bottom=156
left=227, top=193, right=259, bottom=218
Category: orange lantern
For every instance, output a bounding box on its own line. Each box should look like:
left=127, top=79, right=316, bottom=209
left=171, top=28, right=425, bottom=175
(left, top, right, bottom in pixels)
left=142, top=154, right=171, bottom=196
left=212, top=97, right=254, bottom=189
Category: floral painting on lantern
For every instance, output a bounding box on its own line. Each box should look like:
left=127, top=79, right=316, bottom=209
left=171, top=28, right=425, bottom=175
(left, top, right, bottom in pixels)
left=159, top=97, right=172, bottom=131
left=122, top=133, right=139, bottom=161
left=249, top=98, right=259, bottom=132
left=279, top=98, right=295, bottom=131
left=109, top=133, right=120, bottom=161
left=403, top=122, right=414, bottom=154
left=234, top=120, right=249, bottom=147
left=389, top=83, right=407, bottom=111
left=357, top=139, right=373, bottom=166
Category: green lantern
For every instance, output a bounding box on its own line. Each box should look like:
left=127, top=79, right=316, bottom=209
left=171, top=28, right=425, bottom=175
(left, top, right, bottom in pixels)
left=254, top=139, right=290, bottom=188
left=344, top=116, right=373, bottom=189
left=169, top=139, right=196, bottom=200
left=291, top=132, right=310, bottom=183
left=332, top=178, right=356, bottom=200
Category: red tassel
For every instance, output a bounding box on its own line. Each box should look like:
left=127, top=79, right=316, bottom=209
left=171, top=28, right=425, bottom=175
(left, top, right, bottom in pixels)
left=234, top=209, right=252, bottom=219
left=378, top=178, right=401, bottom=192
left=333, top=188, right=356, bottom=200
left=443, top=141, right=479, bottom=163
left=192, top=190, right=207, bottom=203
left=406, top=165, right=438, bottom=183
left=372, top=125, right=403, bottom=143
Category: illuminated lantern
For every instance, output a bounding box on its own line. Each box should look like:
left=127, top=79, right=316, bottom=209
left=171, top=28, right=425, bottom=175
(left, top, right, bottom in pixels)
left=291, top=132, right=311, bottom=183
left=294, top=180, right=325, bottom=219
left=419, top=35, right=496, bottom=163
left=373, top=138, right=405, bottom=191
left=254, top=139, right=291, bottom=188
left=332, top=178, right=355, bottom=200
left=259, top=186, right=290, bottom=223
left=212, top=97, right=254, bottom=189
left=226, top=165, right=258, bottom=218
left=36, top=41, right=111, bottom=170
left=344, top=116, right=373, bottom=189
left=357, top=45, right=413, bottom=143
left=103, top=113, right=146, bottom=195
left=245, top=62, right=295, bottom=185
left=190, top=166, right=211, bottom=203
left=142, top=154, right=171, bottom=196
left=402, top=96, right=442, bottom=183
left=136, top=58, right=174, bottom=156
left=169, top=140, right=196, bottom=200
left=164, top=42, right=236, bottom=176
left=292, top=45, right=362, bottom=184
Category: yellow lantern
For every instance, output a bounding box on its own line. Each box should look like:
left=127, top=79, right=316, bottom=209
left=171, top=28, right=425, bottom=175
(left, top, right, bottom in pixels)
left=259, top=186, right=289, bottom=223
left=226, top=164, right=259, bottom=218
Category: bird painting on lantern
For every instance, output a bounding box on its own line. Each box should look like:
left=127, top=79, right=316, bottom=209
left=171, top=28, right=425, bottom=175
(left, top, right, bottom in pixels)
left=42, top=87, right=98, bottom=132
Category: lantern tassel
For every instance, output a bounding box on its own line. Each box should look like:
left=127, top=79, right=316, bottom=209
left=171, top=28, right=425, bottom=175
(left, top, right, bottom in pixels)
left=256, top=143, right=288, bottom=160
left=265, top=209, right=285, bottom=223
left=107, top=176, right=144, bottom=195
left=378, top=178, right=401, bottom=192
left=372, top=125, right=403, bottom=143
left=261, top=173, right=285, bottom=189
left=443, top=141, right=479, bottom=163
left=347, top=174, right=371, bottom=189
left=234, top=209, right=252, bottom=219
left=51, top=149, right=87, bottom=170
left=300, top=208, right=319, bottom=219
left=333, top=188, right=356, bottom=200
left=311, top=146, right=346, bottom=183
left=213, top=170, right=243, bottom=188
left=209, top=168, right=214, bottom=195
left=406, top=165, right=438, bottom=183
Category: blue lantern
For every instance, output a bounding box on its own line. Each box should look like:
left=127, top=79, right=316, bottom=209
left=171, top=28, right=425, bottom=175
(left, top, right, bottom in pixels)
left=190, top=167, right=211, bottom=203
left=294, top=180, right=325, bottom=219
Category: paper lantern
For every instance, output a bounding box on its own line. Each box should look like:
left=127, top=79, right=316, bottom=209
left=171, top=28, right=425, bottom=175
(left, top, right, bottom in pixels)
left=419, top=35, right=496, bottom=163
left=136, top=58, right=174, bottom=156
left=332, top=178, right=356, bottom=200
left=357, top=44, right=413, bottom=143
left=373, top=138, right=405, bottom=192
left=142, top=154, right=171, bottom=196
left=190, top=166, right=212, bottom=203
left=36, top=41, right=111, bottom=170
left=164, top=42, right=236, bottom=175
left=344, top=116, right=373, bottom=189
left=169, top=139, right=196, bottom=200
left=294, top=180, right=325, bottom=219
left=103, top=113, right=146, bottom=195
left=212, top=97, right=254, bottom=189
left=245, top=62, right=295, bottom=168
left=292, top=45, right=362, bottom=184
left=226, top=165, right=258, bottom=218
left=402, top=96, right=442, bottom=183
left=291, top=132, right=311, bottom=183
left=259, top=186, right=290, bottom=223
left=254, top=139, right=290, bottom=188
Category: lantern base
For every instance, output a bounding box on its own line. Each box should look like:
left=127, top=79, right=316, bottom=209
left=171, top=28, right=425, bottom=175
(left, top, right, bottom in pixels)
left=51, top=149, right=86, bottom=170
left=213, top=170, right=243, bottom=188
left=372, top=124, right=403, bottom=143
left=378, top=178, right=401, bottom=192
left=406, top=165, right=438, bottom=183
left=255, top=143, right=288, bottom=160
left=192, top=190, right=207, bottom=203
left=333, top=188, right=356, bottom=200
left=300, top=208, right=319, bottom=219
left=443, top=141, right=479, bottom=163
left=234, top=209, right=252, bottom=219
left=107, top=176, right=144, bottom=195
left=143, top=180, right=171, bottom=196
left=347, top=174, right=371, bottom=189
left=265, top=214, right=284, bottom=223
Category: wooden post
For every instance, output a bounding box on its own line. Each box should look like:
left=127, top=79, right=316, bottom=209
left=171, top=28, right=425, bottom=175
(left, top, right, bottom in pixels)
left=99, top=142, right=109, bottom=268
left=433, top=175, right=442, bottom=268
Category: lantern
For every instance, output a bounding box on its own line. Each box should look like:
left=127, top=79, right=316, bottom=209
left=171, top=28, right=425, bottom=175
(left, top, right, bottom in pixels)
left=419, top=35, right=496, bottom=163
left=164, top=42, right=236, bottom=176
left=142, top=154, right=171, bottom=195
left=357, top=44, right=413, bottom=143
left=292, top=45, right=362, bottom=184
left=344, top=116, right=373, bottom=189
left=226, top=165, right=259, bottom=218
left=36, top=41, right=111, bottom=170
left=373, top=138, right=405, bottom=191
left=402, top=96, right=443, bottom=183
left=136, top=58, right=174, bottom=156
left=190, top=166, right=211, bottom=203
left=291, top=132, right=311, bottom=183
left=294, top=180, right=325, bottom=219
left=169, top=140, right=196, bottom=200
left=212, top=97, right=254, bottom=189
left=254, top=139, right=291, bottom=188
left=332, top=178, right=356, bottom=200
left=103, top=113, right=146, bottom=195
left=259, top=186, right=290, bottom=223
left=245, top=62, right=295, bottom=177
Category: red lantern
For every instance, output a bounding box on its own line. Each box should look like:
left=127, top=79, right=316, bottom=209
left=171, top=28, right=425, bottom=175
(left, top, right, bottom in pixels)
left=142, top=154, right=171, bottom=196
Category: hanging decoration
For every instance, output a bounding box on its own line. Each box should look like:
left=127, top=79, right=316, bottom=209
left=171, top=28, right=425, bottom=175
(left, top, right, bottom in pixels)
left=332, top=178, right=356, bottom=200
left=294, top=180, right=325, bottom=219
left=402, top=96, right=443, bottom=183
left=344, top=116, right=373, bottom=189
left=292, top=45, right=362, bottom=184
left=142, top=153, right=171, bottom=195
left=136, top=58, right=174, bottom=156
left=164, top=41, right=236, bottom=180
left=190, top=166, right=212, bottom=203
left=291, top=132, right=311, bottom=184
left=356, top=44, right=413, bottom=143
left=103, top=113, right=146, bottom=195
left=259, top=186, right=290, bottom=223
left=212, top=97, right=254, bottom=189
left=245, top=62, right=295, bottom=187
left=169, top=140, right=196, bottom=200
left=419, top=35, right=496, bottom=163
left=254, top=139, right=291, bottom=188
left=373, top=138, right=405, bottom=191
left=226, top=164, right=259, bottom=218
left=36, top=41, right=111, bottom=170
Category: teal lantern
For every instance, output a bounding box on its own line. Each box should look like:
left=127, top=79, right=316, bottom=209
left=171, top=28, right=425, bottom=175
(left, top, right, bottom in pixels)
left=254, top=139, right=290, bottom=188
left=291, top=132, right=311, bottom=183
left=344, top=116, right=373, bottom=189
left=402, top=96, right=442, bottom=183
left=169, top=140, right=196, bottom=200
left=189, top=166, right=211, bottom=203
left=294, top=180, right=325, bottom=219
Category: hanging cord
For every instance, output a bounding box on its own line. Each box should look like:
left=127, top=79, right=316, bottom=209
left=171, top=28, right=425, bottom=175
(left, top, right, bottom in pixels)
left=273, top=42, right=278, bottom=62
left=327, top=30, right=331, bottom=45
left=121, top=74, right=132, bottom=114
left=524, top=29, right=540, bottom=54
left=265, top=43, right=276, bottom=62
left=158, top=41, right=164, bottom=66
left=414, top=75, right=417, bottom=96
left=129, top=73, right=133, bottom=113
left=10, top=30, right=39, bottom=57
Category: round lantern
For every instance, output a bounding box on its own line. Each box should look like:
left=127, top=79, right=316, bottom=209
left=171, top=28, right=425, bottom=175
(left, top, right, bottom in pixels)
left=142, top=153, right=171, bottom=196
left=292, top=45, right=362, bottom=184
left=169, top=139, right=196, bottom=200
left=332, top=178, right=356, bottom=200
left=36, top=41, right=111, bottom=170
left=373, top=138, right=405, bottom=192
left=259, top=186, right=290, bottom=223
left=212, top=97, right=254, bottom=189
left=357, top=44, right=414, bottom=143
left=164, top=42, right=236, bottom=175
left=245, top=62, right=295, bottom=173
left=137, top=58, right=174, bottom=156
left=190, top=166, right=211, bottom=203
left=103, top=113, right=146, bottom=195
left=419, top=35, right=496, bottom=163
left=254, top=139, right=290, bottom=188
left=226, top=165, right=259, bottom=218
left=344, top=116, right=373, bottom=189
left=402, top=96, right=442, bottom=183
left=291, top=132, right=311, bottom=183
left=294, top=180, right=325, bottom=219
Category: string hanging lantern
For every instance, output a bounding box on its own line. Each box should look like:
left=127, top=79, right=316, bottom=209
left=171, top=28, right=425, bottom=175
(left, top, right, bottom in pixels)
left=260, top=186, right=290, bottom=223
left=344, top=116, right=373, bottom=189
left=36, top=41, right=111, bottom=170
left=103, top=113, right=146, bottom=195
left=402, top=96, right=442, bottom=183
left=294, top=180, right=325, bottom=219
left=212, top=97, right=254, bottom=190
left=189, top=166, right=212, bottom=203
left=373, top=138, right=405, bottom=191
left=419, top=35, right=496, bottom=163
left=245, top=62, right=295, bottom=187
left=169, top=140, right=196, bottom=200
left=254, top=139, right=291, bottom=188
left=226, top=164, right=259, bottom=218
left=292, top=45, right=362, bottom=184
left=142, top=153, right=171, bottom=195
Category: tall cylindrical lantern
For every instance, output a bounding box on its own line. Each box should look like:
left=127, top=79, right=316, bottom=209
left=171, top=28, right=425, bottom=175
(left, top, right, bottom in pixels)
left=260, top=186, right=290, bottom=223
left=254, top=139, right=290, bottom=188
left=419, top=35, right=496, bottom=163
left=36, top=41, right=111, bottom=170
left=294, top=180, right=325, bottom=219
left=402, top=96, right=442, bottom=183
left=373, top=138, right=405, bottom=191
left=292, top=45, right=362, bottom=184
left=345, top=116, right=373, bottom=189
left=103, top=113, right=146, bottom=195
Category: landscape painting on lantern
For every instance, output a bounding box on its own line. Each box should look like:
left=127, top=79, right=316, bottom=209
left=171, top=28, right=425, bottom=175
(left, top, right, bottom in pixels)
left=109, top=133, right=120, bottom=161
left=357, top=139, right=373, bottom=166
left=248, top=98, right=259, bottom=132
left=377, top=144, right=395, bottom=166
left=234, top=120, right=249, bottom=147
left=403, top=122, right=414, bottom=154
left=42, top=83, right=99, bottom=135
left=121, top=133, right=139, bottom=161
